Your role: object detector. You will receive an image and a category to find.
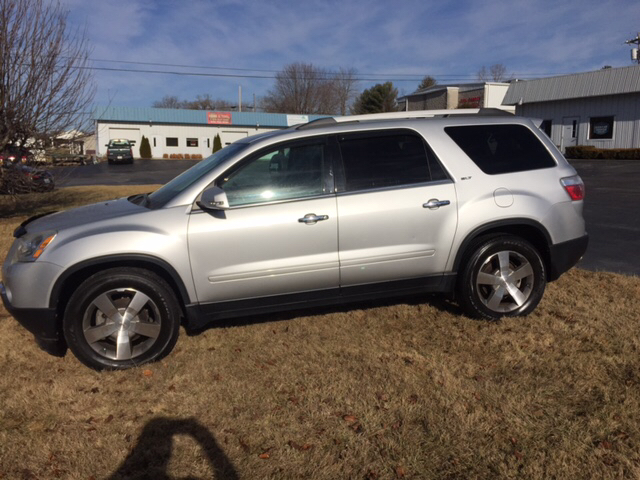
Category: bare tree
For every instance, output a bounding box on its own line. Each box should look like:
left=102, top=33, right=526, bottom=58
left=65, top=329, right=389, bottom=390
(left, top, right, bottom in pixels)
left=153, top=94, right=235, bottom=110
left=476, top=63, right=512, bottom=82
left=152, top=95, right=183, bottom=109
left=262, top=62, right=356, bottom=115
left=332, top=67, right=358, bottom=116
left=417, top=75, right=437, bottom=90
left=0, top=0, right=95, bottom=152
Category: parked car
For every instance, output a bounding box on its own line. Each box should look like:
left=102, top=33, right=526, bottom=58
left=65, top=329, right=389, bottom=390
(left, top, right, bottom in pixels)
left=1, top=109, right=588, bottom=370
left=0, top=145, right=35, bottom=165
left=105, top=139, right=135, bottom=164
left=0, top=161, right=55, bottom=194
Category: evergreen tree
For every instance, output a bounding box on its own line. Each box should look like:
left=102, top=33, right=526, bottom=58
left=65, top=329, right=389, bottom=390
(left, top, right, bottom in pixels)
left=352, top=82, right=398, bottom=114
left=139, top=135, right=152, bottom=158
left=212, top=134, right=222, bottom=153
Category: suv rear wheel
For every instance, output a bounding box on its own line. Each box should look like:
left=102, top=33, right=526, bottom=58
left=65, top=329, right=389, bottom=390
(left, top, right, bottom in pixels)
left=457, top=236, right=546, bottom=319
left=63, top=268, right=181, bottom=370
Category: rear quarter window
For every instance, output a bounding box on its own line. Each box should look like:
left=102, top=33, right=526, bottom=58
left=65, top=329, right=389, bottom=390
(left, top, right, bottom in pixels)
left=445, top=124, right=556, bottom=175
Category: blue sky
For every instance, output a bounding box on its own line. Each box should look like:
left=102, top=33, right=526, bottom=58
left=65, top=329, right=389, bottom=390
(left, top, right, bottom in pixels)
left=64, top=0, right=640, bottom=109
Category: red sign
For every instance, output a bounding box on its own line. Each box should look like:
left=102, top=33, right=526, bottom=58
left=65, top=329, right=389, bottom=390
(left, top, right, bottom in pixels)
left=207, top=112, right=232, bottom=125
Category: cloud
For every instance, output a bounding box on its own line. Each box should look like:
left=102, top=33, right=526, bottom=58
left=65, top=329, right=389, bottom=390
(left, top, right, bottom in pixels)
left=62, top=0, right=640, bottom=106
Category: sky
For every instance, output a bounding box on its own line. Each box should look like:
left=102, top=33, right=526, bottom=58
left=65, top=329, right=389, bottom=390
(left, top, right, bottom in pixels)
left=63, top=0, right=640, bottom=110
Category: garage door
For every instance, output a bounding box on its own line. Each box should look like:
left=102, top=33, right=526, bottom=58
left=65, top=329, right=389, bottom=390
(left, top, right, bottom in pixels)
left=222, top=131, right=248, bottom=146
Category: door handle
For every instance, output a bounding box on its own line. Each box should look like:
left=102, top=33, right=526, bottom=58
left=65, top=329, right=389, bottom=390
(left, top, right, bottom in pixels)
left=298, top=213, right=329, bottom=225
left=423, top=199, right=451, bottom=210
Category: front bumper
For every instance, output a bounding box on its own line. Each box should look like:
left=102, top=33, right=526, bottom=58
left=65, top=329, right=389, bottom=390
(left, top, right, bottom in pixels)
left=548, top=234, right=589, bottom=281
left=0, top=282, right=66, bottom=356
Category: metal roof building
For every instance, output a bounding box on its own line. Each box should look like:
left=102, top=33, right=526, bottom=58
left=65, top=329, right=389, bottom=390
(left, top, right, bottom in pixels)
left=398, top=82, right=514, bottom=113
left=94, top=107, right=328, bottom=159
left=502, top=64, right=640, bottom=152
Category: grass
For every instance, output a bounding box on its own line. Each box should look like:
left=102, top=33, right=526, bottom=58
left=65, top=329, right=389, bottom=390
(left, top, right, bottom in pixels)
left=0, top=187, right=639, bottom=479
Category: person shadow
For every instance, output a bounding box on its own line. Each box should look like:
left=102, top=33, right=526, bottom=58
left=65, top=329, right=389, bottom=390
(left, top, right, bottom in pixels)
left=108, top=417, right=239, bottom=480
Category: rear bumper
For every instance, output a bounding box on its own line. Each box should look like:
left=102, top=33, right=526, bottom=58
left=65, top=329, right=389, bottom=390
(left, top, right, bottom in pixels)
left=0, top=282, right=66, bottom=356
left=548, top=234, right=589, bottom=281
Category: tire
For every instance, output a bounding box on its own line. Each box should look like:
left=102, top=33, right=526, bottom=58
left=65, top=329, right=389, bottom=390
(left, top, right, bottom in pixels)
left=63, top=268, right=181, bottom=370
left=456, top=236, right=546, bottom=320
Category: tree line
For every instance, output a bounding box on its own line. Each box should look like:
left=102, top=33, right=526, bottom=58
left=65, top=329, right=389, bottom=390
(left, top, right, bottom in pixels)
left=154, top=62, right=512, bottom=116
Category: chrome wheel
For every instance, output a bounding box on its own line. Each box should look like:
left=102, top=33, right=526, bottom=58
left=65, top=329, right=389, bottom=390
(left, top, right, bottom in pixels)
left=82, top=287, right=163, bottom=361
left=476, top=250, right=534, bottom=313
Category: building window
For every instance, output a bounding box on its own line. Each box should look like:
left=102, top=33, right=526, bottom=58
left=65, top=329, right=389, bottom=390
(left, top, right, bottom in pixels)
left=187, top=138, right=199, bottom=147
left=540, top=120, right=552, bottom=137
left=153, top=137, right=157, bottom=147
left=207, top=138, right=210, bottom=148
left=166, top=137, right=178, bottom=147
left=589, top=116, right=614, bottom=139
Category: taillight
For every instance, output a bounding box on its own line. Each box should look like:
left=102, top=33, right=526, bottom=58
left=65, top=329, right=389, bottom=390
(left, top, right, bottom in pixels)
left=561, top=175, right=585, bottom=201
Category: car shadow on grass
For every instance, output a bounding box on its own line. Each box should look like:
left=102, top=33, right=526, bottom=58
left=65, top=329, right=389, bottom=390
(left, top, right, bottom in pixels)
left=108, top=417, right=238, bottom=480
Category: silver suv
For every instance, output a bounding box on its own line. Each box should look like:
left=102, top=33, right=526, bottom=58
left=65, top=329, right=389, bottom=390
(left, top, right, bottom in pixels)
left=1, top=109, right=588, bottom=370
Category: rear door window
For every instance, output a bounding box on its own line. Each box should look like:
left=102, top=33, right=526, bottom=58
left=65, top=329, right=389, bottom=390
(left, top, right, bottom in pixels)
left=337, top=130, right=446, bottom=192
left=445, top=124, right=556, bottom=175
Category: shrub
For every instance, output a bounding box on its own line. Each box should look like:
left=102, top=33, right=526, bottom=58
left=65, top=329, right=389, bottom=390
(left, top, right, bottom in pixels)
left=213, top=134, right=222, bottom=153
left=564, top=146, right=640, bottom=160
left=139, top=136, right=152, bottom=158
left=163, top=154, right=168, bottom=159
left=184, top=154, right=190, bottom=160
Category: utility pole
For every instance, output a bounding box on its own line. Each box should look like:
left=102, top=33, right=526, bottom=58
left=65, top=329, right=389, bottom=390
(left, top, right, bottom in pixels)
left=625, top=32, right=640, bottom=63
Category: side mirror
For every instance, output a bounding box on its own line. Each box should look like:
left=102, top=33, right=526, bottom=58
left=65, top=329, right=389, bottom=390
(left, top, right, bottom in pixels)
left=197, top=185, right=229, bottom=211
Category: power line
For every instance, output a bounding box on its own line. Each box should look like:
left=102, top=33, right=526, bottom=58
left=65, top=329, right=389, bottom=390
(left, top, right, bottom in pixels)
left=82, top=57, right=570, bottom=80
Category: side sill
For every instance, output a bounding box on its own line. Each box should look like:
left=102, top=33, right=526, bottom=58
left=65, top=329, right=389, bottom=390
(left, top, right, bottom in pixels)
left=183, top=274, right=456, bottom=331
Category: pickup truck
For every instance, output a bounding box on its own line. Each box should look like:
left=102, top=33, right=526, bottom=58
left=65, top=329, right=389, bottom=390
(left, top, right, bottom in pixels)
left=105, top=139, right=135, bottom=164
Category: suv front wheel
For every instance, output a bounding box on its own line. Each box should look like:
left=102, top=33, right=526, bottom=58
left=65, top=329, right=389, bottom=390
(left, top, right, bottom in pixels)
left=63, top=268, right=181, bottom=370
left=457, top=236, right=546, bottom=319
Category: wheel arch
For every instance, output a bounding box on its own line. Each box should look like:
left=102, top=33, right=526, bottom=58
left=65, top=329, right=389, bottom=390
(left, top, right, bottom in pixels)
left=453, top=219, right=553, bottom=279
left=50, top=254, right=193, bottom=320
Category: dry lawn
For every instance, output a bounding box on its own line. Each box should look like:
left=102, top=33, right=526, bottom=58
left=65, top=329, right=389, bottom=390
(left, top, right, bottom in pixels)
left=0, top=187, right=639, bottom=479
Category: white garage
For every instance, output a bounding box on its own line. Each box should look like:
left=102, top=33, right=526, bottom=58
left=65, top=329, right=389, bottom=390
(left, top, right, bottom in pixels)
left=94, top=107, right=327, bottom=159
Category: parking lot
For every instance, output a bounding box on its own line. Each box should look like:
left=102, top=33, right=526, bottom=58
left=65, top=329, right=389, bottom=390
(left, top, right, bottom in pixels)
left=54, top=158, right=639, bottom=276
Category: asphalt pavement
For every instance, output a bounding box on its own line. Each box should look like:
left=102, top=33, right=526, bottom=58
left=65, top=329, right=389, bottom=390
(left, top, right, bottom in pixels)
left=53, top=158, right=640, bottom=276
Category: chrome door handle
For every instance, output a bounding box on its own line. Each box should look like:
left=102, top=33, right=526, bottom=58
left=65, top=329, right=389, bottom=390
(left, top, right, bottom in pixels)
left=298, top=213, right=329, bottom=225
left=423, top=199, right=451, bottom=210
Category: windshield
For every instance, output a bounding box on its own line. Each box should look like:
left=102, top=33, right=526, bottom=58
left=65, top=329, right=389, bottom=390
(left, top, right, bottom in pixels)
left=146, top=142, right=249, bottom=208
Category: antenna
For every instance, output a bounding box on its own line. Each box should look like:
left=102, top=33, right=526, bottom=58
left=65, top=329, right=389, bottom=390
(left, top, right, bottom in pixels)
left=625, top=32, right=640, bottom=64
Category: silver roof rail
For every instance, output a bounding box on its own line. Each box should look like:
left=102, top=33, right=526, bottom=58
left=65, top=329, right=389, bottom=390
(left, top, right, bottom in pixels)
left=297, top=108, right=512, bottom=130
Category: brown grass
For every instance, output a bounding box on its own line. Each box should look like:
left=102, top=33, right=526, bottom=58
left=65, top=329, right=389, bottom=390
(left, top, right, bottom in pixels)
left=0, top=187, right=639, bottom=479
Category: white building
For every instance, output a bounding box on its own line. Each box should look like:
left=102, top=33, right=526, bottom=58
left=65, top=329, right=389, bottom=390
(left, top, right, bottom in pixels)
left=502, top=64, right=640, bottom=152
left=398, top=82, right=514, bottom=113
left=94, top=107, right=326, bottom=159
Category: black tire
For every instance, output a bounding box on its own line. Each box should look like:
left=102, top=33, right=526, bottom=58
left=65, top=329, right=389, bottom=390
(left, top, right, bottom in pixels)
left=456, top=235, right=546, bottom=320
left=63, top=268, right=181, bottom=370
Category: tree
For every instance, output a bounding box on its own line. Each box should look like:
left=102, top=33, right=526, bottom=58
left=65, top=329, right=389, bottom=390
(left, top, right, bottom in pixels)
left=261, top=62, right=357, bottom=115
left=153, top=94, right=234, bottom=110
left=0, top=0, right=95, bottom=152
left=331, top=67, right=358, bottom=116
left=139, top=135, right=152, bottom=158
left=212, top=133, right=222, bottom=153
left=417, top=75, right=437, bottom=90
left=476, top=64, right=512, bottom=82
left=351, top=82, right=398, bottom=114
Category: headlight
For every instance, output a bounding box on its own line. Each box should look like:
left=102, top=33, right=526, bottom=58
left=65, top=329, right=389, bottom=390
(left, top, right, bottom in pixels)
left=16, top=231, right=57, bottom=262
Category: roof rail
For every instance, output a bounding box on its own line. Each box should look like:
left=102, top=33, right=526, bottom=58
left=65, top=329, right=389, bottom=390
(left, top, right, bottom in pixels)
left=297, top=108, right=512, bottom=130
